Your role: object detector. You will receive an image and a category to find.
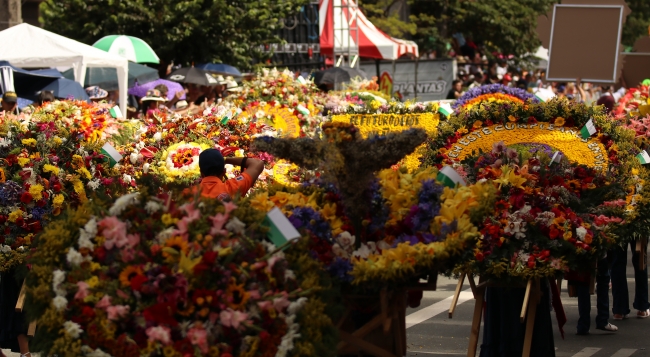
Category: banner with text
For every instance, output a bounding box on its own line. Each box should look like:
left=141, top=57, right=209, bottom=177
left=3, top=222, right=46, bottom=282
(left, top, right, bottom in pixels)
left=360, top=59, right=456, bottom=102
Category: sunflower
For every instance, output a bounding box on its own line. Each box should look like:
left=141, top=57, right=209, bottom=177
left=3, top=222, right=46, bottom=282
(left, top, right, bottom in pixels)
left=119, top=266, right=143, bottom=287
left=226, top=282, right=250, bottom=310
left=554, top=117, right=566, bottom=127
left=163, top=236, right=189, bottom=258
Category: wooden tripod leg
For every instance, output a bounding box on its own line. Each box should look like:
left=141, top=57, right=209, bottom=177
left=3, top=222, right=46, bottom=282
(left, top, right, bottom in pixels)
left=467, top=286, right=485, bottom=357
left=522, top=280, right=540, bottom=357
left=15, top=279, right=26, bottom=312
left=449, top=273, right=466, bottom=318
left=27, top=321, right=37, bottom=337
left=520, top=280, right=532, bottom=323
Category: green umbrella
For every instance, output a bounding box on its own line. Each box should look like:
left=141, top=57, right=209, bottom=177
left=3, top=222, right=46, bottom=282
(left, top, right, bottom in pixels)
left=62, top=62, right=159, bottom=91
left=93, top=35, right=160, bottom=64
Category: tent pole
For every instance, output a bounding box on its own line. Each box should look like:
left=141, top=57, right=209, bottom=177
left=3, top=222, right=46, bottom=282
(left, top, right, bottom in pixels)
left=415, top=57, right=419, bottom=101
left=375, top=59, right=380, bottom=79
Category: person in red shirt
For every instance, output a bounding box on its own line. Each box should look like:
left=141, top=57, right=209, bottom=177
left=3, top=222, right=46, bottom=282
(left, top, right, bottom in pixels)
left=197, top=149, right=265, bottom=200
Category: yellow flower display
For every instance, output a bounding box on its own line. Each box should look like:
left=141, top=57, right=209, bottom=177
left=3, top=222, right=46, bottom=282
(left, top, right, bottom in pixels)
left=154, top=142, right=211, bottom=183
left=43, top=164, right=60, bottom=176
left=332, top=113, right=440, bottom=171
left=447, top=125, right=608, bottom=170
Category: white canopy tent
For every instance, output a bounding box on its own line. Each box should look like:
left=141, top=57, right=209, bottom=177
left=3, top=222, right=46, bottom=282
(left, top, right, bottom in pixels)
left=0, top=23, right=129, bottom=114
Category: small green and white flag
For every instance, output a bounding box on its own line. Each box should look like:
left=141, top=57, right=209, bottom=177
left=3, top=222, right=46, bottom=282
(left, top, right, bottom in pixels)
left=438, top=103, right=453, bottom=117
left=264, top=207, right=301, bottom=247
left=580, top=119, right=597, bottom=139
left=100, top=143, right=123, bottom=167
left=296, top=105, right=310, bottom=116
left=637, top=150, right=650, bottom=164
left=533, top=88, right=555, bottom=103
left=549, top=151, right=562, bottom=166
left=436, top=166, right=466, bottom=188
left=109, top=106, right=123, bottom=119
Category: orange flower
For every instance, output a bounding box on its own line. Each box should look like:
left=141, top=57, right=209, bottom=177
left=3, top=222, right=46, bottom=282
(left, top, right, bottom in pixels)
left=473, top=120, right=483, bottom=129
left=226, top=282, right=250, bottom=310
left=508, top=115, right=517, bottom=122
left=119, top=266, right=143, bottom=287
left=554, top=117, right=565, bottom=126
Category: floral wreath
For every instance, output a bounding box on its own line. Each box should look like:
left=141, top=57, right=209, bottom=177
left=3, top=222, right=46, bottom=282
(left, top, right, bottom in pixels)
left=452, top=84, right=539, bottom=112
left=423, top=97, right=649, bottom=280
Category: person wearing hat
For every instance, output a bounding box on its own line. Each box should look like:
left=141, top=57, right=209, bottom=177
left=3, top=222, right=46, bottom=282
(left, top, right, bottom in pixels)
left=196, top=149, right=265, bottom=201
left=1, top=91, right=18, bottom=115
left=140, top=89, right=167, bottom=122
left=225, top=80, right=242, bottom=94
left=85, top=86, right=108, bottom=102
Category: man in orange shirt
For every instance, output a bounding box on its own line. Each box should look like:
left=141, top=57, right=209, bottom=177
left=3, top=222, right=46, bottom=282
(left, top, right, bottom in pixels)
left=197, top=149, right=265, bottom=201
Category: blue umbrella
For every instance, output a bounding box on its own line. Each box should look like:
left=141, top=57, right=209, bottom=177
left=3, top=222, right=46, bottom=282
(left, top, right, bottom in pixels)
left=61, top=62, right=159, bottom=91
left=17, top=97, right=33, bottom=109
left=39, top=77, right=90, bottom=101
left=196, top=63, right=242, bottom=77
left=0, top=60, right=61, bottom=96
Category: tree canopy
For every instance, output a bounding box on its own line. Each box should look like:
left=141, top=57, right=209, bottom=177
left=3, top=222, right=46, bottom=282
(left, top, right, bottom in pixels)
left=39, top=0, right=308, bottom=69
left=359, top=0, right=556, bottom=59
left=623, top=0, right=650, bottom=49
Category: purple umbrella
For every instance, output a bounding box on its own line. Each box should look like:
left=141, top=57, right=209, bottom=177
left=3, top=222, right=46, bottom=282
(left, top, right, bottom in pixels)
left=128, top=79, right=186, bottom=100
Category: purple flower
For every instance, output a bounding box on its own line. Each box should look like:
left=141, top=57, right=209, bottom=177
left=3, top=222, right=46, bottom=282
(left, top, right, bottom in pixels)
left=452, top=84, right=538, bottom=110
left=328, top=257, right=353, bottom=282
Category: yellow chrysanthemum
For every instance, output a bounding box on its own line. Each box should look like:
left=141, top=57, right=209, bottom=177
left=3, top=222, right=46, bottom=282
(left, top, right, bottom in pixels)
left=43, top=164, right=60, bottom=176
left=29, top=184, right=44, bottom=201
left=21, top=138, right=37, bottom=147
left=53, top=194, right=64, bottom=207
left=17, top=157, right=30, bottom=167
left=8, top=209, right=23, bottom=223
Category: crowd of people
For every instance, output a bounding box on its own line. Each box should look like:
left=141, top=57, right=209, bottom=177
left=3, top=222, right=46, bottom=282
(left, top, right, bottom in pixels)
left=82, top=74, right=243, bottom=123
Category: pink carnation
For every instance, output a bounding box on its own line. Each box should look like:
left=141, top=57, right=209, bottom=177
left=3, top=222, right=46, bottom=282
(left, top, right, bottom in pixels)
left=187, top=327, right=209, bottom=353
left=106, top=304, right=130, bottom=320
left=99, top=216, right=128, bottom=250
left=74, top=281, right=90, bottom=300
left=219, top=308, right=249, bottom=329
left=146, top=325, right=171, bottom=345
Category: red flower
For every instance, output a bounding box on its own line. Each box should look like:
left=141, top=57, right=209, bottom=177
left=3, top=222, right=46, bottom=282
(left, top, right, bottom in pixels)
left=20, top=192, right=32, bottom=204
left=143, top=302, right=178, bottom=326
left=130, top=274, right=148, bottom=292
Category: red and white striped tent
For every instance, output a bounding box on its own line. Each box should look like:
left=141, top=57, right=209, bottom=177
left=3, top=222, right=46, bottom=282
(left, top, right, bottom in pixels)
left=319, top=0, right=419, bottom=60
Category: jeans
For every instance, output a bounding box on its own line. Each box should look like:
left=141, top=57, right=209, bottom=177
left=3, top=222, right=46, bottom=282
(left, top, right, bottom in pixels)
left=577, top=258, right=610, bottom=333
left=611, top=242, right=650, bottom=314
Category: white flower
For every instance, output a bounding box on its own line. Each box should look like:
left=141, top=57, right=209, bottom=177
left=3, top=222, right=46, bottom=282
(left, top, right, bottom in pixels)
left=145, top=200, right=162, bottom=214
left=129, top=152, right=139, bottom=164
left=52, top=269, right=66, bottom=296
left=143, top=163, right=150, bottom=174
left=153, top=132, right=162, bottom=141
left=16, top=246, right=24, bottom=252
left=576, top=226, right=587, bottom=241
left=287, top=297, right=308, bottom=315
left=0, top=137, right=11, bottom=148
left=84, top=217, right=98, bottom=236
left=109, top=193, right=140, bottom=216
left=336, top=231, right=355, bottom=249
left=66, top=248, right=84, bottom=267
left=534, top=212, right=555, bottom=227
left=504, top=216, right=527, bottom=239
left=353, top=243, right=375, bottom=259
left=0, top=245, right=11, bottom=253
left=63, top=321, right=83, bottom=338
left=225, top=217, right=246, bottom=235
left=53, top=295, right=68, bottom=311
left=122, top=174, right=132, bottom=184
left=81, top=347, right=112, bottom=357
left=284, top=269, right=296, bottom=282
left=87, top=179, right=101, bottom=191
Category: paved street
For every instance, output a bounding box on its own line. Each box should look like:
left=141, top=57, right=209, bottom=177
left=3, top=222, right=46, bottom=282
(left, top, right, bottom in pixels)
left=406, top=249, right=650, bottom=357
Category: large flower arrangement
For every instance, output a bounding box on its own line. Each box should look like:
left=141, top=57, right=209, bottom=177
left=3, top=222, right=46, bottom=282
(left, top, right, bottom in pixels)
left=615, top=85, right=649, bottom=116
left=25, top=183, right=330, bottom=357
left=424, top=97, right=648, bottom=280
left=252, top=122, right=496, bottom=287
left=115, top=105, right=277, bottom=187
left=450, top=144, right=626, bottom=280
left=325, top=95, right=438, bottom=115
left=246, top=167, right=495, bottom=287
left=451, top=84, right=538, bottom=112
left=0, top=101, right=123, bottom=272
